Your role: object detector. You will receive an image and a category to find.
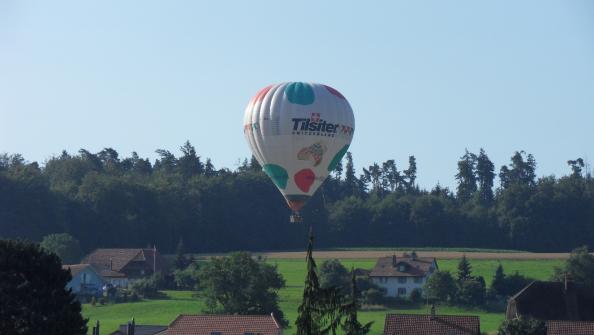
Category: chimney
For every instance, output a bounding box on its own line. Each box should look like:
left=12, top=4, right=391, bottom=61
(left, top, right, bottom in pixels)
left=392, top=254, right=397, bottom=267
left=430, top=304, right=436, bottom=320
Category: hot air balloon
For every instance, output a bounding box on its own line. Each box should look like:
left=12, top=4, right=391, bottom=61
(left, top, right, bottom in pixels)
left=244, top=82, right=355, bottom=222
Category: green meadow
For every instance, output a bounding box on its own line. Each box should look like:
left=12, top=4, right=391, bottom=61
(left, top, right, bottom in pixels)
left=83, top=258, right=563, bottom=334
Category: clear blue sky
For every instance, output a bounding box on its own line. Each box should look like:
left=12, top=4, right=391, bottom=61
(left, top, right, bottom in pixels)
left=1, top=1, right=593, bottom=189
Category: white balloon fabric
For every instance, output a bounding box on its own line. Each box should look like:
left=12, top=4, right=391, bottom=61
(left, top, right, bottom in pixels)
left=243, top=82, right=355, bottom=216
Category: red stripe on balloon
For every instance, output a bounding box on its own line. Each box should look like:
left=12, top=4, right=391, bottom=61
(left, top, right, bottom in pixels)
left=323, top=85, right=345, bottom=99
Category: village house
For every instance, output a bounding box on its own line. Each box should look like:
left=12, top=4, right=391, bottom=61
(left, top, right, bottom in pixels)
left=369, top=254, right=437, bottom=298
left=506, top=280, right=594, bottom=321
left=166, top=314, right=283, bottom=335
left=81, top=247, right=163, bottom=287
left=383, top=310, right=480, bottom=335
left=62, top=264, right=104, bottom=299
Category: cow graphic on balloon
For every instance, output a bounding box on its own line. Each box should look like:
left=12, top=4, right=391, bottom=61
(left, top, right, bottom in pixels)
left=244, top=82, right=355, bottom=222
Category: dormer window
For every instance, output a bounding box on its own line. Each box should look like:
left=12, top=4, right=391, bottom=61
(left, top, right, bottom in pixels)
left=399, top=265, right=406, bottom=272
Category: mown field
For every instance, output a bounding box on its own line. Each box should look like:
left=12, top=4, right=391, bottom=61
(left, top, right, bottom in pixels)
left=83, top=255, right=564, bottom=335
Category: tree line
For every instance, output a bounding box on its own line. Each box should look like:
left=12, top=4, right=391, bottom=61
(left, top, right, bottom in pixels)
left=1, top=142, right=593, bottom=254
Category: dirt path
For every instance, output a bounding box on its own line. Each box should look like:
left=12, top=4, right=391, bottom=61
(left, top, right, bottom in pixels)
left=193, top=250, right=572, bottom=260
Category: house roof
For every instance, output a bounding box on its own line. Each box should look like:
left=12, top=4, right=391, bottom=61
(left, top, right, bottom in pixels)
left=82, top=248, right=161, bottom=273
left=62, top=264, right=94, bottom=278
left=167, top=314, right=281, bottom=335
left=369, top=255, right=436, bottom=277
left=111, top=325, right=168, bottom=335
left=506, top=281, right=594, bottom=321
left=384, top=313, right=480, bottom=335
left=546, top=320, right=594, bottom=335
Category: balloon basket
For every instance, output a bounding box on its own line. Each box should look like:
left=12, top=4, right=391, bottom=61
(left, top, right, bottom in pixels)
left=290, top=212, right=303, bottom=223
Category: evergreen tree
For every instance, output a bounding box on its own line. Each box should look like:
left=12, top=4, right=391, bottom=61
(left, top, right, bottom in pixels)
left=455, top=150, right=477, bottom=202
left=0, top=239, right=87, bottom=334
left=296, top=231, right=343, bottom=335
left=492, top=263, right=506, bottom=296
left=567, top=158, right=584, bottom=178
left=476, top=148, right=495, bottom=204
left=341, top=270, right=372, bottom=335
left=344, top=152, right=358, bottom=196
left=404, top=156, right=417, bottom=191
left=457, top=255, right=472, bottom=282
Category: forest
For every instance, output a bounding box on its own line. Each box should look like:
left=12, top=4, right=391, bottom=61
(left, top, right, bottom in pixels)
left=1, top=142, right=592, bottom=254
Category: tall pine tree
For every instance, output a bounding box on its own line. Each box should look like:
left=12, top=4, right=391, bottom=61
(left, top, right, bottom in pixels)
left=296, top=230, right=343, bottom=335
left=341, top=270, right=372, bottom=335
left=476, top=148, right=495, bottom=204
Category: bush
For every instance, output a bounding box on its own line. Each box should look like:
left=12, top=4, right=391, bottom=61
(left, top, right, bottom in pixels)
left=424, top=270, right=457, bottom=303
left=497, top=317, right=546, bottom=335
left=129, top=274, right=161, bottom=299
left=362, top=288, right=386, bottom=305
left=319, top=259, right=350, bottom=294
left=173, top=263, right=200, bottom=290
left=457, top=278, right=486, bottom=306
left=409, top=288, right=423, bottom=303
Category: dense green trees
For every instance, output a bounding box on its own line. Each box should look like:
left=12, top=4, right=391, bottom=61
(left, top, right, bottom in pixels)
left=40, top=233, right=82, bottom=264
left=0, top=239, right=87, bottom=335
left=198, top=252, right=287, bottom=327
left=552, top=246, right=594, bottom=287
left=0, top=145, right=593, bottom=253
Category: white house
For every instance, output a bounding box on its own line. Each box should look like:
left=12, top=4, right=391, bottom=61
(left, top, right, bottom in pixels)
left=368, top=254, right=438, bottom=298
left=63, top=264, right=104, bottom=298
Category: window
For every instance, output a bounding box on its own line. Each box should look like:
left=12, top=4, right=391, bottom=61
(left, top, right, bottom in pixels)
left=414, top=277, right=423, bottom=283
left=397, top=288, right=407, bottom=296
left=211, top=332, right=221, bottom=335
left=82, top=273, right=87, bottom=284
left=398, top=277, right=407, bottom=283
left=399, top=265, right=406, bottom=272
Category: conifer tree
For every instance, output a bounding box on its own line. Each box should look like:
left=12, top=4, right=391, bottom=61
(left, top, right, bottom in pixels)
left=457, top=254, right=472, bottom=282
left=296, top=230, right=343, bottom=335
left=341, top=270, right=372, bottom=335
left=492, top=263, right=506, bottom=296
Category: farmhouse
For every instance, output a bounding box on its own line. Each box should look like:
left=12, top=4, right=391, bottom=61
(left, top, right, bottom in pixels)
left=383, top=311, right=480, bottom=335
left=82, top=247, right=163, bottom=287
left=167, top=314, right=282, bottom=335
left=506, top=280, right=594, bottom=321
left=369, top=254, right=437, bottom=298
left=62, top=264, right=104, bottom=298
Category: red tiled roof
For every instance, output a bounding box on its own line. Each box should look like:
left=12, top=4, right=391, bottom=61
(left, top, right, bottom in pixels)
left=369, top=255, right=436, bottom=277
left=81, top=248, right=161, bottom=273
left=547, top=320, right=594, bottom=335
left=384, top=314, right=480, bottom=335
left=167, top=314, right=282, bottom=335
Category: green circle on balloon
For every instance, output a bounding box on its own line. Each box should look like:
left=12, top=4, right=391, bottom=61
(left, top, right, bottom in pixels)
left=327, top=145, right=349, bottom=172
left=263, top=164, right=288, bottom=189
left=285, top=82, right=315, bottom=105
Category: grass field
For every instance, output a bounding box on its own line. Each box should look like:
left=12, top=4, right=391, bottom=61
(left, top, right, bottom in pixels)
left=83, top=256, right=564, bottom=335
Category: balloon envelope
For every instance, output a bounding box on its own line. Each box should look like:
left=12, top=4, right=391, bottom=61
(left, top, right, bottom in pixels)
left=244, top=82, right=355, bottom=214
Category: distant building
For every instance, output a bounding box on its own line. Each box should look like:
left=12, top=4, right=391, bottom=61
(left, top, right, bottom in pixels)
left=369, top=254, right=437, bottom=298
left=62, top=264, right=104, bottom=298
left=506, top=281, right=594, bottom=321
left=546, top=320, right=594, bottom=335
left=166, top=314, right=283, bottom=335
left=82, top=248, right=162, bottom=287
left=110, top=324, right=167, bottom=335
left=383, top=311, right=480, bottom=335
